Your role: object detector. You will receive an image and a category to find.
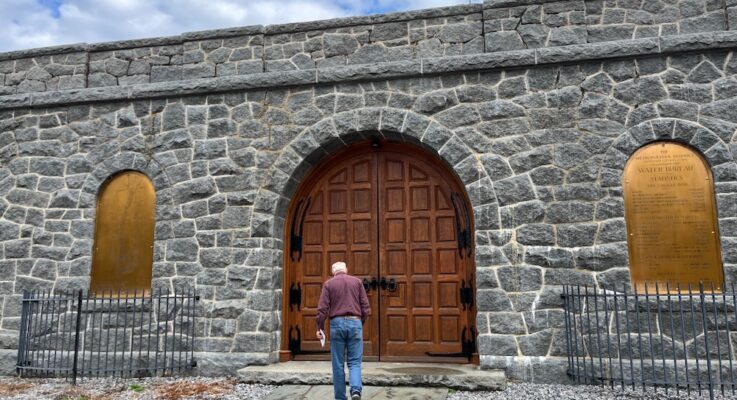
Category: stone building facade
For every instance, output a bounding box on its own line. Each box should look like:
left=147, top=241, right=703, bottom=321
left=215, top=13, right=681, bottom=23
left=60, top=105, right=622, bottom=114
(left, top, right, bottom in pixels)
left=2, top=0, right=737, bottom=382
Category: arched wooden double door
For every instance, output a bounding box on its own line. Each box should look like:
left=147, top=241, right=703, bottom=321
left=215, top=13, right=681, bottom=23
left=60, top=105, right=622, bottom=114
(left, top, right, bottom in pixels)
left=283, top=142, right=476, bottom=362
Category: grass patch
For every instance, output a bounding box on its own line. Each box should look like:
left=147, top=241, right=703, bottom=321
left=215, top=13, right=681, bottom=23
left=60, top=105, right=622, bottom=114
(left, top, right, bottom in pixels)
left=129, top=384, right=145, bottom=392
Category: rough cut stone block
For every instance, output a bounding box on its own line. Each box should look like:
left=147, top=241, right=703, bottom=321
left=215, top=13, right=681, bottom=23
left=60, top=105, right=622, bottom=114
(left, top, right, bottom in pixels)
left=371, top=22, right=408, bottom=41
left=437, top=21, right=483, bottom=43
left=150, top=66, right=182, bottom=82
left=516, top=224, right=555, bottom=246
left=497, top=265, right=543, bottom=292
left=323, top=34, right=359, bottom=57
left=478, top=334, right=517, bottom=356
left=488, top=312, right=526, bottom=334
left=484, top=31, right=525, bottom=52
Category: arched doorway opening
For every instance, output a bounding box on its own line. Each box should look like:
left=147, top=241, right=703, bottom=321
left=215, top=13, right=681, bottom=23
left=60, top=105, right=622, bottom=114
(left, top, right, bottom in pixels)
left=281, top=141, right=477, bottom=363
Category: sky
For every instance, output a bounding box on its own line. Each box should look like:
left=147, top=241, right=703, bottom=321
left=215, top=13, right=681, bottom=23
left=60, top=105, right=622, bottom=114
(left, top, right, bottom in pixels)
left=0, top=0, right=482, bottom=53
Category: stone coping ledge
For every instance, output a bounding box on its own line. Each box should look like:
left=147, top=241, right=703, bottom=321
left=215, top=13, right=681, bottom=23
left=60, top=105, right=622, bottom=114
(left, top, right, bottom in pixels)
left=86, top=35, right=185, bottom=52
left=248, top=4, right=483, bottom=37
left=0, top=4, right=482, bottom=60
left=0, top=43, right=88, bottom=61
left=2, top=32, right=737, bottom=111
left=484, top=0, right=570, bottom=8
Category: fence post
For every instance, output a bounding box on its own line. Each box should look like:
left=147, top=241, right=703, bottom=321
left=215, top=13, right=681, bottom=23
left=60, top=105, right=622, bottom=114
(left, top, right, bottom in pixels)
left=16, top=291, right=30, bottom=375
left=71, top=290, right=83, bottom=385
left=698, top=282, right=714, bottom=400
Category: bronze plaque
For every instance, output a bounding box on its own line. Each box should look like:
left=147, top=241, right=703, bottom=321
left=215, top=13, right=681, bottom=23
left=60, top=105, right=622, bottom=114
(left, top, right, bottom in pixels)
left=623, top=142, right=724, bottom=293
left=90, top=171, right=155, bottom=293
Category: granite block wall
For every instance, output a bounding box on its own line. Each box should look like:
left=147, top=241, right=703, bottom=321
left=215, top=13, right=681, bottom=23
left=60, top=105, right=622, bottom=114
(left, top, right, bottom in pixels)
left=1, top=0, right=737, bottom=382
left=484, top=0, right=730, bottom=51
left=4, top=0, right=737, bottom=95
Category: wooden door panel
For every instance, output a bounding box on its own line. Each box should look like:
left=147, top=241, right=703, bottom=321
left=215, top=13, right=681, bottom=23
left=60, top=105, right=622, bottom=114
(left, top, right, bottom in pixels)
left=385, top=220, right=405, bottom=243
left=329, top=169, right=347, bottom=184
left=386, top=160, right=404, bottom=181
left=413, top=282, right=433, bottom=307
left=437, top=250, right=458, bottom=274
left=351, top=251, right=372, bottom=275
left=412, top=250, right=431, bottom=274
left=386, top=189, right=404, bottom=211
left=387, top=250, right=406, bottom=275
left=352, top=189, right=371, bottom=212
left=302, top=252, right=322, bottom=277
left=411, top=186, right=430, bottom=211
left=435, top=187, right=451, bottom=209
left=440, top=316, right=460, bottom=341
left=438, top=281, right=459, bottom=307
left=436, top=217, right=456, bottom=242
left=302, top=283, right=323, bottom=308
left=411, top=218, right=430, bottom=242
left=414, top=316, right=433, bottom=341
left=328, top=221, right=347, bottom=244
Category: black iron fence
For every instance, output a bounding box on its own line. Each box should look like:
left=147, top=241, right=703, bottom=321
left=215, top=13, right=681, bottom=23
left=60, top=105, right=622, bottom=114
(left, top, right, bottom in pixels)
left=562, top=283, right=737, bottom=400
left=16, top=289, right=199, bottom=383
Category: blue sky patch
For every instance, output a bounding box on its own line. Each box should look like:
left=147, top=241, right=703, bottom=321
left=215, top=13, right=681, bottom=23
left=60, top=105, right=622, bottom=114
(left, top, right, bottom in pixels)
left=334, top=0, right=404, bottom=15
left=37, top=0, right=63, bottom=18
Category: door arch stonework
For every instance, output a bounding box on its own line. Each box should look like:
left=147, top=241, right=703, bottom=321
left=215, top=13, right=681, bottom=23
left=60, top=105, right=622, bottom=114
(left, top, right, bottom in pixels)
left=281, top=141, right=477, bottom=363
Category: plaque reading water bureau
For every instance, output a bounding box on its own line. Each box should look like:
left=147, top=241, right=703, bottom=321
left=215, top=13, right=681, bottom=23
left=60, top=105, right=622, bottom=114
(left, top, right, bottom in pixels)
left=623, top=142, right=724, bottom=293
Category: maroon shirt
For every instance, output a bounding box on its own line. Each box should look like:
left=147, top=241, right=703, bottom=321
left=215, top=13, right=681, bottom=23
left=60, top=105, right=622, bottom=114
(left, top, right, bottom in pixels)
left=316, top=271, right=371, bottom=330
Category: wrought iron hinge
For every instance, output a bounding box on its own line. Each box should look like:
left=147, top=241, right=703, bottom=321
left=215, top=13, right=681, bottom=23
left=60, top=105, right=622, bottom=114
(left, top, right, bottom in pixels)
left=451, top=192, right=473, bottom=259
left=289, top=282, right=301, bottom=311
left=288, top=325, right=302, bottom=355
left=460, top=280, right=473, bottom=310
left=425, top=325, right=477, bottom=360
left=462, top=325, right=477, bottom=361
left=290, top=197, right=311, bottom=262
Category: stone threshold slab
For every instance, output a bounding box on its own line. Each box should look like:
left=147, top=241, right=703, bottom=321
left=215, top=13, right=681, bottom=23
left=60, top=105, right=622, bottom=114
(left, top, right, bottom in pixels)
left=265, top=385, right=449, bottom=400
left=238, top=361, right=506, bottom=391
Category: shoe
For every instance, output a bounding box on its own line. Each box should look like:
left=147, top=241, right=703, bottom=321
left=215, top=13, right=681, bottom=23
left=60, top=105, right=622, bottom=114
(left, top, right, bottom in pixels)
left=350, top=391, right=361, bottom=400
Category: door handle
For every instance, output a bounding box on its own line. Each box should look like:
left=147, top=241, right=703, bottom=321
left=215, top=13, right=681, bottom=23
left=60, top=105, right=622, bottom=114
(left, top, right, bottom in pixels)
left=363, top=277, right=380, bottom=291
left=386, top=278, right=397, bottom=292
left=380, top=277, right=387, bottom=290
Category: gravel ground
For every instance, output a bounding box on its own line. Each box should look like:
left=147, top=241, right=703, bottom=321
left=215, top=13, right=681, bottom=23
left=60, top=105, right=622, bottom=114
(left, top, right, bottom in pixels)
left=448, top=383, right=736, bottom=399
left=2, top=378, right=733, bottom=399
left=0, top=376, right=276, bottom=400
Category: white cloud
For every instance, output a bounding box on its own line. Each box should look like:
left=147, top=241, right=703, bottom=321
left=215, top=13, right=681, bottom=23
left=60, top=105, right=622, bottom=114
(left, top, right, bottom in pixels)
left=0, top=0, right=477, bottom=52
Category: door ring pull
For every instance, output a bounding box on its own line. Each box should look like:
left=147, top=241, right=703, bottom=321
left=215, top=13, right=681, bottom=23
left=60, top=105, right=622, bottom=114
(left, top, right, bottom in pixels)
left=387, top=278, right=397, bottom=292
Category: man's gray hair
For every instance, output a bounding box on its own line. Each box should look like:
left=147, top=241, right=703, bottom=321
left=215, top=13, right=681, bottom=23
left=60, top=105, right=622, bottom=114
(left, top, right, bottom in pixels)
left=331, top=261, right=347, bottom=274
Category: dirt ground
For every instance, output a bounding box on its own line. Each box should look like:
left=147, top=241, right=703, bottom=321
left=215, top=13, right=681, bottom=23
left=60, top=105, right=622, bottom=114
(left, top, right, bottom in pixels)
left=0, top=376, right=275, bottom=400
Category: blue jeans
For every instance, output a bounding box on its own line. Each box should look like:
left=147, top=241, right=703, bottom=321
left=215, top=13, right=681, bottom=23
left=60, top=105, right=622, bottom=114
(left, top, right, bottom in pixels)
left=329, top=317, right=363, bottom=400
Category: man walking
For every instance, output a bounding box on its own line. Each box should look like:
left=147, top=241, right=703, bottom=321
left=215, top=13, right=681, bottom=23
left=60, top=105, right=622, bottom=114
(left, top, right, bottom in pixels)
left=316, top=261, right=371, bottom=400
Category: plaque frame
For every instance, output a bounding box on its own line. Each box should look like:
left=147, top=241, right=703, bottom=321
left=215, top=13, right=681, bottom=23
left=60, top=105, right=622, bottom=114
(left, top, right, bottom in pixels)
left=623, top=141, right=724, bottom=293
left=90, top=170, right=155, bottom=293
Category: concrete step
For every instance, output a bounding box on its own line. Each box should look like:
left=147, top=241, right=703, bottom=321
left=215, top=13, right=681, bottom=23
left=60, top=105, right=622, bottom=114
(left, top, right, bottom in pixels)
left=238, top=361, right=506, bottom=391
left=264, top=385, right=448, bottom=400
